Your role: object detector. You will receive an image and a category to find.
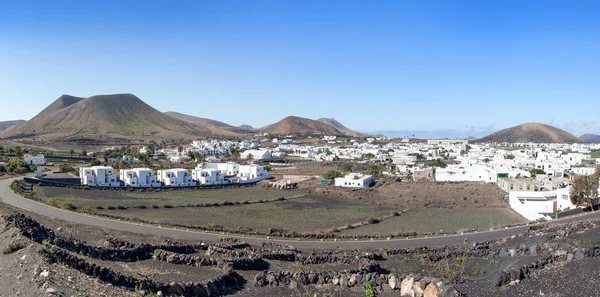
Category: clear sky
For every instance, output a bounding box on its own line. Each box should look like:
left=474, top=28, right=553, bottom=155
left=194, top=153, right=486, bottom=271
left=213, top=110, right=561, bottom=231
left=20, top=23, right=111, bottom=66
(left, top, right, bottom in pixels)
left=1, top=0, right=599, bottom=136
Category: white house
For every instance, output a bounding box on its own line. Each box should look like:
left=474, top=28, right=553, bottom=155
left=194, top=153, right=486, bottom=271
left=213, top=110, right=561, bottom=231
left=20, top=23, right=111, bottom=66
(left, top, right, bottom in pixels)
left=191, top=168, right=226, bottom=185
left=241, top=149, right=272, bottom=160
left=119, top=168, right=161, bottom=187
left=204, top=162, right=240, bottom=176
left=157, top=169, right=196, bottom=187
left=24, top=155, right=45, bottom=166
left=237, top=164, right=269, bottom=182
left=334, top=173, right=374, bottom=188
left=79, top=166, right=120, bottom=187
left=571, top=167, right=597, bottom=176
left=508, top=190, right=556, bottom=221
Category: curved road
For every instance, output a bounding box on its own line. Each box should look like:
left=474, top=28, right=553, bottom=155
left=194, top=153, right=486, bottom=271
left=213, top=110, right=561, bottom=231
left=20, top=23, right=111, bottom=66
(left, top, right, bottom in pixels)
left=1, top=177, right=598, bottom=249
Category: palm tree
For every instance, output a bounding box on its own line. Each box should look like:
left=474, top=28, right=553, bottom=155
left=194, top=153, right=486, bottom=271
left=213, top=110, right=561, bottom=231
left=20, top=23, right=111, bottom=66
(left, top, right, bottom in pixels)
left=69, top=149, right=74, bottom=158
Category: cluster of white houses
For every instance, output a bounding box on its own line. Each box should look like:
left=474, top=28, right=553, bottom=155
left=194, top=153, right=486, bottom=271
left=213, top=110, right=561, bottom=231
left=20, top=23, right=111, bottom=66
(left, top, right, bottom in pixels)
left=79, top=162, right=269, bottom=187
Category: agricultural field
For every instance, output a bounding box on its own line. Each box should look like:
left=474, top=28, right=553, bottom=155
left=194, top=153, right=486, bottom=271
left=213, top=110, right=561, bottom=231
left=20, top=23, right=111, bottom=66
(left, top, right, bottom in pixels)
left=341, top=208, right=528, bottom=235
left=96, top=195, right=395, bottom=233
left=591, top=151, right=600, bottom=159
left=268, top=163, right=340, bottom=177
left=37, top=185, right=303, bottom=208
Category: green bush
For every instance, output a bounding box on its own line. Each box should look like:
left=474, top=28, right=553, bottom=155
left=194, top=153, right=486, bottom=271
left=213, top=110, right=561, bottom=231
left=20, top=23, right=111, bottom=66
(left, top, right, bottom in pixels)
left=62, top=202, right=77, bottom=211
left=323, top=170, right=343, bottom=181
left=46, top=198, right=58, bottom=207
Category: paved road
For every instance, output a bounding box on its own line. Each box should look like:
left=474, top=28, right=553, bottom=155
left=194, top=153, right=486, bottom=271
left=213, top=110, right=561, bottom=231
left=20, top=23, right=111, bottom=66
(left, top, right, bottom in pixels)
left=2, top=177, right=599, bottom=249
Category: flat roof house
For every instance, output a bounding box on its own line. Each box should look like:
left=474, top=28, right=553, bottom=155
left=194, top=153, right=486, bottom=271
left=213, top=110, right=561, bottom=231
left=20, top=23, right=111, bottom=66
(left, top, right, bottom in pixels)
left=119, top=168, right=161, bottom=187
left=191, top=168, right=227, bottom=185
left=79, top=166, right=120, bottom=187
left=157, top=169, right=196, bottom=187
left=334, top=173, right=374, bottom=188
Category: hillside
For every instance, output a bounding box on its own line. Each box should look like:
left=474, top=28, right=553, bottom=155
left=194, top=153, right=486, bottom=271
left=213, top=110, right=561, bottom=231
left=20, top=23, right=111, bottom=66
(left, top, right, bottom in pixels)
left=317, top=118, right=364, bottom=137
left=1, top=94, right=215, bottom=141
left=260, top=116, right=343, bottom=135
left=580, top=134, right=600, bottom=143
left=164, top=111, right=248, bottom=136
left=478, top=123, right=581, bottom=143
left=0, top=120, right=26, bottom=134
left=238, top=124, right=256, bottom=131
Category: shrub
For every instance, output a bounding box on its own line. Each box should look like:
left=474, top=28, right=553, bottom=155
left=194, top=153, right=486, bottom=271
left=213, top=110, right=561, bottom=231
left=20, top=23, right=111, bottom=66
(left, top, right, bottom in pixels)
left=392, top=211, right=400, bottom=216
left=331, top=228, right=340, bottom=233
left=116, top=205, right=127, bottom=210
left=2, top=239, right=28, bottom=254
left=151, top=204, right=159, bottom=209
left=323, top=170, right=343, bottom=181
left=96, top=206, right=104, bottom=210
left=46, top=198, right=58, bottom=207
left=163, top=204, right=173, bottom=209
left=61, top=202, right=77, bottom=211
left=135, top=204, right=147, bottom=209
left=367, top=217, right=380, bottom=224
left=107, top=205, right=116, bottom=210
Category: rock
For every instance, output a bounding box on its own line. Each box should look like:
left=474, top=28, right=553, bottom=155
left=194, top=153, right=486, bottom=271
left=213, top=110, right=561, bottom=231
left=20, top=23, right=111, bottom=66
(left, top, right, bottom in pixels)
left=46, top=288, right=56, bottom=294
left=508, top=249, right=516, bottom=257
left=382, top=284, right=393, bottom=293
left=441, top=285, right=461, bottom=297
left=413, top=281, right=425, bottom=297
left=574, top=250, right=585, bottom=260
left=167, top=282, right=184, bottom=295
left=40, top=270, right=49, bottom=278
left=156, top=292, right=163, bottom=297
left=289, top=280, right=298, bottom=290
left=401, top=275, right=416, bottom=297
left=33, top=264, right=42, bottom=277
left=567, top=253, right=574, bottom=262
left=491, top=270, right=510, bottom=287
left=419, top=277, right=434, bottom=290
left=332, top=276, right=340, bottom=285
left=339, top=274, right=348, bottom=287
left=388, top=275, right=399, bottom=289
left=349, top=274, right=357, bottom=287
left=424, top=283, right=440, bottom=297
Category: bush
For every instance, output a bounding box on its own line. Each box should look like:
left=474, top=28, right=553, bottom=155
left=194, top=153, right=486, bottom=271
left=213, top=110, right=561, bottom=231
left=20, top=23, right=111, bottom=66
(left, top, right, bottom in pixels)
left=135, top=204, right=147, bottom=209
left=367, top=217, right=380, bottom=224
left=107, top=205, right=116, bottom=210
left=323, top=170, right=344, bottom=181
left=46, top=198, right=58, bottom=207
left=2, top=239, right=28, bottom=255
left=96, top=206, right=105, bottom=210
left=392, top=211, right=400, bottom=216
left=163, top=204, right=173, bottom=209
left=62, top=202, right=77, bottom=211
left=151, top=204, right=159, bottom=209
left=116, top=205, right=127, bottom=210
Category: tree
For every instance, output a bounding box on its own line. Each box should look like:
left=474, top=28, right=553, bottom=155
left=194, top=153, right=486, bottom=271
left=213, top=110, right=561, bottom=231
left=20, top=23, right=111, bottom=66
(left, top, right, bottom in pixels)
left=530, top=168, right=545, bottom=178
left=504, top=154, right=515, bottom=160
left=571, top=171, right=600, bottom=212
left=81, top=150, right=87, bottom=157
left=323, top=170, right=343, bottom=181
left=69, top=149, right=75, bottom=158
left=6, top=158, right=30, bottom=174
left=90, top=160, right=101, bottom=166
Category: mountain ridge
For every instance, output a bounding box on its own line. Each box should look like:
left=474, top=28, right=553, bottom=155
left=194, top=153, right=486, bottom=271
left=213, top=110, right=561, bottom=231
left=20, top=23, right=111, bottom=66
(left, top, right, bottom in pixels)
left=478, top=123, right=581, bottom=143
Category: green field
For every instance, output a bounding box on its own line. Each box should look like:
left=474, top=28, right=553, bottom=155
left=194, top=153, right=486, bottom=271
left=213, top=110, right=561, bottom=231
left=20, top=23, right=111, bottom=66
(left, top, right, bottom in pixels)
left=591, top=151, right=600, bottom=159
left=38, top=185, right=303, bottom=208
left=340, top=208, right=528, bottom=235
left=97, top=196, right=395, bottom=233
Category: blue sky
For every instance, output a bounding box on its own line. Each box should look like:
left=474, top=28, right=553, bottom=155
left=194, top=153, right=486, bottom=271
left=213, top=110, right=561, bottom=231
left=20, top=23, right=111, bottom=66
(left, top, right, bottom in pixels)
left=1, top=0, right=599, bottom=136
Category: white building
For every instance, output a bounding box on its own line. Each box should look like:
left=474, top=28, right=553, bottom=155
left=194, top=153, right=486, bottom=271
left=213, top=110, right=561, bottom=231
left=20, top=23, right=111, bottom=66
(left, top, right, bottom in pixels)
left=157, top=169, right=196, bottom=187
left=571, top=167, right=597, bottom=176
left=119, top=168, right=161, bottom=187
left=509, top=187, right=578, bottom=221
left=238, top=164, right=269, bottom=182
left=79, top=166, right=120, bottom=187
left=241, top=149, right=272, bottom=160
left=191, top=168, right=226, bottom=185
left=334, top=173, right=374, bottom=188
left=204, top=162, right=240, bottom=176
left=24, top=155, right=45, bottom=166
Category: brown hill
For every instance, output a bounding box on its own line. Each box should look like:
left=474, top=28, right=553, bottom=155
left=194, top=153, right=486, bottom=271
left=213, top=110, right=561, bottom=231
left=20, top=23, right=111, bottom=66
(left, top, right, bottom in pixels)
left=317, top=118, right=364, bottom=137
left=0, top=120, right=26, bottom=134
left=1, top=94, right=215, bottom=141
left=164, top=111, right=248, bottom=136
left=478, top=123, right=581, bottom=143
left=260, top=116, right=343, bottom=135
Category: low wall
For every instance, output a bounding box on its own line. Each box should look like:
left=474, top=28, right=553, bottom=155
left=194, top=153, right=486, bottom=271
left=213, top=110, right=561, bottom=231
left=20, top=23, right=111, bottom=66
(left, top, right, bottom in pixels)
left=23, top=177, right=262, bottom=190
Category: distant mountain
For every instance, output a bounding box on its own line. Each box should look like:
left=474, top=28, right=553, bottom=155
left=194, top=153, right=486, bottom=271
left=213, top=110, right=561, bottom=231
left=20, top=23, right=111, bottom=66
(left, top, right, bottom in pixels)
left=238, top=124, right=256, bottom=131
left=164, top=111, right=248, bottom=136
left=466, top=136, right=478, bottom=141
left=1, top=94, right=216, bottom=141
left=317, top=118, right=364, bottom=137
left=0, top=120, right=26, bottom=134
left=478, top=123, right=581, bottom=143
left=260, top=116, right=343, bottom=135
left=580, top=134, right=600, bottom=143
